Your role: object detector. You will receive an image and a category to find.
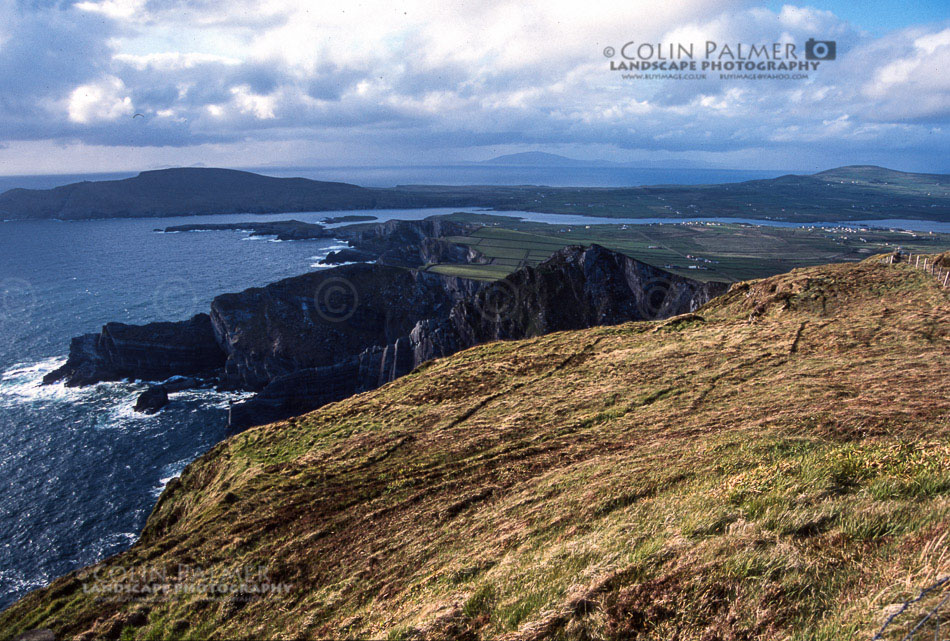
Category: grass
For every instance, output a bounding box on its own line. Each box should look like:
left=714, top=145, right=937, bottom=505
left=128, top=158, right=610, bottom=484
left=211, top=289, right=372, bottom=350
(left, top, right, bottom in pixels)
left=424, top=217, right=950, bottom=283
left=1, top=257, right=949, bottom=640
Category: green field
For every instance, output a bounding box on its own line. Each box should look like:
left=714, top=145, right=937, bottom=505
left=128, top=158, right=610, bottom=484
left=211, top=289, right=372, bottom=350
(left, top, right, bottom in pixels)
left=425, top=216, right=950, bottom=283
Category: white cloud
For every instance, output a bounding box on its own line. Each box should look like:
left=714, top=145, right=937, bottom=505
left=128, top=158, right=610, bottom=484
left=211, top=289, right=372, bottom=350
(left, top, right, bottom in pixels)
left=229, top=85, right=276, bottom=119
left=861, top=28, right=950, bottom=120
left=67, top=76, right=134, bottom=123
left=0, top=0, right=947, bottom=171
left=73, top=0, right=146, bottom=20
left=113, top=52, right=243, bottom=71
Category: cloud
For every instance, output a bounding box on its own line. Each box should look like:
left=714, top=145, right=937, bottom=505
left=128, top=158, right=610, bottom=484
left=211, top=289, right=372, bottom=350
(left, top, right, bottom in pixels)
left=859, top=27, right=950, bottom=121
left=67, top=76, right=134, bottom=123
left=0, top=0, right=947, bottom=171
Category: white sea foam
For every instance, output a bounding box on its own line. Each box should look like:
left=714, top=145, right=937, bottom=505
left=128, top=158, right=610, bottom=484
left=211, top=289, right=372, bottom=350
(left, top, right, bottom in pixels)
left=94, top=531, right=139, bottom=551
left=0, top=567, right=51, bottom=599
left=0, top=357, right=251, bottom=430
left=151, top=457, right=194, bottom=496
left=309, top=261, right=362, bottom=269
left=0, top=357, right=74, bottom=408
left=170, top=387, right=254, bottom=410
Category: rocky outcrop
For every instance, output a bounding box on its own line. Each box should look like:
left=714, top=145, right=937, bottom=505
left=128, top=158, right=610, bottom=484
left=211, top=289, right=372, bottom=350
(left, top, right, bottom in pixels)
left=43, top=314, right=226, bottom=387
left=338, top=219, right=481, bottom=268
left=134, top=385, right=169, bottom=414
left=320, top=215, right=377, bottom=224
left=228, top=339, right=418, bottom=428
left=410, top=243, right=728, bottom=360
left=320, top=248, right=378, bottom=264
left=43, top=241, right=726, bottom=429
left=164, top=217, right=483, bottom=268
left=209, top=264, right=481, bottom=391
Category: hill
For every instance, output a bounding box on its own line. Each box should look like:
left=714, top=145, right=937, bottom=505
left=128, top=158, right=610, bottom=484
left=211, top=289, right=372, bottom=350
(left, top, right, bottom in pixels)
left=478, top=152, right=711, bottom=169
left=2, top=165, right=948, bottom=222
left=2, top=256, right=948, bottom=640
left=815, top=165, right=950, bottom=186
left=0, top=168, right=512, bottom=220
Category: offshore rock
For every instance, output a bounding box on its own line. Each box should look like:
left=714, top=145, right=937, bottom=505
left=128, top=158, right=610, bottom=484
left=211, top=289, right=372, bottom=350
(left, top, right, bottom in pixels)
left=134, top=385, right=169, bottom=414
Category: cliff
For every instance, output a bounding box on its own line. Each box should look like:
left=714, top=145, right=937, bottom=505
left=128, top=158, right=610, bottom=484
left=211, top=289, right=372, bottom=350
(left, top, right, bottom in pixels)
left=215, top=245, right=724, bottom=428
left=43, top=314, right=225, bottom=387
left=4, top=258, right=948, bottom=640
left=162, top=217, right=485, bottom=267
left=160, top=220, right=334, bottom=241
left=46, top=242, right=724, bottom=429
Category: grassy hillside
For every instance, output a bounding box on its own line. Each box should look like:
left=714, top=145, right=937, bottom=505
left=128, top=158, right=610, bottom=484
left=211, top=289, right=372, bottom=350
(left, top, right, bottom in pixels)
left=2, top=257, right=949, bottom=640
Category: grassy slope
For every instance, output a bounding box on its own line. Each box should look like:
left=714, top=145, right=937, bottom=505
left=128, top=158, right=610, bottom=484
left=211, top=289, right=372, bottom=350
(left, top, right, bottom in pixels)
left=2, top=258, right=950, bottom=640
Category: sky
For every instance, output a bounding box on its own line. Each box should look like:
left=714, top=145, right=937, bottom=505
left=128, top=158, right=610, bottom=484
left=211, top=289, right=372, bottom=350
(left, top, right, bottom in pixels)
left=0, top=0, right=947, bottom=175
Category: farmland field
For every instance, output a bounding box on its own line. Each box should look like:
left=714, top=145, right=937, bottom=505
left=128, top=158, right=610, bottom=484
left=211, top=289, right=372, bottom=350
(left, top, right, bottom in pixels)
left=425, top=214, right=950, bottom=283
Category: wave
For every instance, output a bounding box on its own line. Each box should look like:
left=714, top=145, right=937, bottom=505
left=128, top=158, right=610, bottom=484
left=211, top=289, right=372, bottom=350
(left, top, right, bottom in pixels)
left=151, top=457, right=195, bottom=496
left=310, top=261, right=363, bottom=269
left=0, top=357, right=73, bottom=407
left=0, top=358, right=253, bottom=424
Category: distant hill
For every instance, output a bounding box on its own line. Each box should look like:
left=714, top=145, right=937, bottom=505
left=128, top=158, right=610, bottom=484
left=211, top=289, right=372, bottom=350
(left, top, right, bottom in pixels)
left=478, top=152, right=711, bottom=169
left=0, top=165, right=947, bottom=222
left=814, top=165, right=950, bottom=186
left=0, top=168, right=513, bottom=220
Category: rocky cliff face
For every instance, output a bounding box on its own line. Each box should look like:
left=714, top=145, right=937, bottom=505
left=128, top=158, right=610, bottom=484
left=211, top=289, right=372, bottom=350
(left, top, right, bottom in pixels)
left=208, top=263, right=481, bottom=391
left=162, top=217, right=484, bottom=267
left=405, top=244, right=728, bottom=363
left=338, top=218, right=483, bottom=267
left=43, top=314, right=225, bottom=387
left=225, top=245, right=727, bottom=428
left=44, top=242, right=726, bottom=429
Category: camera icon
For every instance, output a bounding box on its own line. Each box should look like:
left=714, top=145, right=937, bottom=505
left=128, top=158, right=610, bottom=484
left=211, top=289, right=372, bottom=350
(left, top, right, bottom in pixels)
left=804, top=38, right=836, bottom=60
